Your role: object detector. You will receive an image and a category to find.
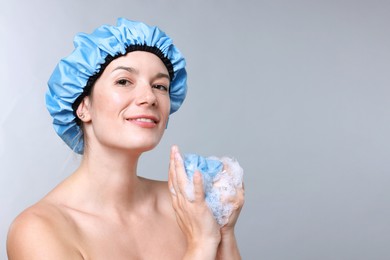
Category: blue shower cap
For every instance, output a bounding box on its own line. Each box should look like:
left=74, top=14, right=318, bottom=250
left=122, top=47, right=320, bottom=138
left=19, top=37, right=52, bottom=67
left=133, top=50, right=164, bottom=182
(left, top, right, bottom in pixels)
left=45, top=18, right=187, bottom=154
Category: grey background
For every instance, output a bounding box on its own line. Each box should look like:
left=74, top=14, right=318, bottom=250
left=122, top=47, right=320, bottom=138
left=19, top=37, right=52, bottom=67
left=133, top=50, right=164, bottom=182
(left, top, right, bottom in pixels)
left=1, top=0, right=389, bottom=259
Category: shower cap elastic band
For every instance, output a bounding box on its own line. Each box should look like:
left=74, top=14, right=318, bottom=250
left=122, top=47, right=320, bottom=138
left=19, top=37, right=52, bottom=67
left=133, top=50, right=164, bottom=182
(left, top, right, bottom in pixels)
left=45, top=18, right=187, bottom=154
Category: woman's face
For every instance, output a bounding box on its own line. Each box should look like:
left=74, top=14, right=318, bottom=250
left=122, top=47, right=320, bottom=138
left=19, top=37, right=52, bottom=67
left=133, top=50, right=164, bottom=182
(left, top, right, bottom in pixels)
left=82, top=51, right=171, bottom=153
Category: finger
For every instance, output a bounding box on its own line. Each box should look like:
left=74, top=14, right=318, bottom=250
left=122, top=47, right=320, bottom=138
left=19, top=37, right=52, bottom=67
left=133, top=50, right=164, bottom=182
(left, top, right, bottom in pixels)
left=169, top=145, right=180, bottom=195
left=193, top=171, right=205, bottom=202
left=169, top=148, right=184, bottom=214
left=168, top=148, right=177, bottom=196
left=168, top=168, right=175, bottom=195
left=168, top=182, right=176, bottom=196
left=173, top=146, right=190, bottom=195
left=170, top=192, right=180, bottom=212
left=170, top=146, right=189, bottom=208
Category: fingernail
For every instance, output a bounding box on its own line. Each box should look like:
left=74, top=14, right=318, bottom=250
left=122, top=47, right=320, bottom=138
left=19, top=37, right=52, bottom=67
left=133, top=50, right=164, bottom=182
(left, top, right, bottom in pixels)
left=172, top=145, right=179, bottom=153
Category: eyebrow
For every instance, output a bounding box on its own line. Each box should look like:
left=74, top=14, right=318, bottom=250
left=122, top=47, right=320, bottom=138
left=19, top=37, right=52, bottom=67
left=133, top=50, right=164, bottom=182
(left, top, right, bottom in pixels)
left=112, top=66, right=138, bottom=74
left=154, top=72, right=170, bottom=81
left=112, top=66, right=170, bottom=81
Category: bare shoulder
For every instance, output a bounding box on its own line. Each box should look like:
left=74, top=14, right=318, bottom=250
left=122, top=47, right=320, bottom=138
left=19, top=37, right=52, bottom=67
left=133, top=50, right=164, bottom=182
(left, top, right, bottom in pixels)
left=7, top=201, right=83, bottom=259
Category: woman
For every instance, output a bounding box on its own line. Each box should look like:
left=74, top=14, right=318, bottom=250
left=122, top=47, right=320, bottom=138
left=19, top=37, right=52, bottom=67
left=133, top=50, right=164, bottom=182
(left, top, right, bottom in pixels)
left=7, top=18, right=244, bottom=259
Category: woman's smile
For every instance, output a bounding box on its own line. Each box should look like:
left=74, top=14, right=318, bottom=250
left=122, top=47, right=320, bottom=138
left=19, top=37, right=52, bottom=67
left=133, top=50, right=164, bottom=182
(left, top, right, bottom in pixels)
left=126, top=114, right=159, bottom=128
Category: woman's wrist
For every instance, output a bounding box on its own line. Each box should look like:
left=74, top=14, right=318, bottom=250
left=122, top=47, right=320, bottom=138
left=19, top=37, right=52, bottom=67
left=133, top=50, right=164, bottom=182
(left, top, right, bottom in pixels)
left=184, top=241, right=219, bottom=260
left=217, top=228, right=241, bottom=260
left=220, top=225, right=238, bottom=243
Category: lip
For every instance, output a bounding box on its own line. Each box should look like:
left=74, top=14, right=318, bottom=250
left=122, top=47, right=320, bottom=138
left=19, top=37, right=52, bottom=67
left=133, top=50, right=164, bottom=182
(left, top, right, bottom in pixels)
left=126, top=114, right=159, bottom=128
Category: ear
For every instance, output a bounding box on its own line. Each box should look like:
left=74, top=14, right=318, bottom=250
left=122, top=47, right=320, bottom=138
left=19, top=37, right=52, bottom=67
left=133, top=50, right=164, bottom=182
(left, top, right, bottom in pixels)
left=75, top=96, right=92, bottom=123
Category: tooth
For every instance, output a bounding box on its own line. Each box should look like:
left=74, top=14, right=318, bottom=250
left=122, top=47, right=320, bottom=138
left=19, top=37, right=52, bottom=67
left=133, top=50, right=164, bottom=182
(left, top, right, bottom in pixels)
left=135, top=118, right=154, bottom=123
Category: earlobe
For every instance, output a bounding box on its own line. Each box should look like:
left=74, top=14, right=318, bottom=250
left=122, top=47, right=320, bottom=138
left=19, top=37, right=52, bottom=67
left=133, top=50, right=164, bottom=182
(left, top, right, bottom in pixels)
left=75, top=96, right=92, bottom=122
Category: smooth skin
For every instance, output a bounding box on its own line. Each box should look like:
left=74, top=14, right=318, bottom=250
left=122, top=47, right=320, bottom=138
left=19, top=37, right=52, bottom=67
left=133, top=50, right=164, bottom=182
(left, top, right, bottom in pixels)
left=7, top=51, right=244, bottom=259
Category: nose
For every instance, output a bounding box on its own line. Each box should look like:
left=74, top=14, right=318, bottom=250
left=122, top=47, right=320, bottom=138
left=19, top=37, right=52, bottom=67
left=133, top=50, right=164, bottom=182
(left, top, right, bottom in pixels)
left=135, top=83, right=157, bottom=107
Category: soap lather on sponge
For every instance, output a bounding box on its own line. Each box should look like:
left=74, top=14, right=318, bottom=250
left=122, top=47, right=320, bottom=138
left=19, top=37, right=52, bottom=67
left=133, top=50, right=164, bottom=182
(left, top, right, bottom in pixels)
left=183, top=154, right=244, bottom=226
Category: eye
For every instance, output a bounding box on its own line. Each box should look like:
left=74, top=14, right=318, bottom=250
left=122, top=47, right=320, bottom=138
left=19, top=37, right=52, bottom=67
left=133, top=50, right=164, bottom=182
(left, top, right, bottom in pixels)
left=116, top=79, right=132, bottom=86
left=152, top=84, right=169, bottom=92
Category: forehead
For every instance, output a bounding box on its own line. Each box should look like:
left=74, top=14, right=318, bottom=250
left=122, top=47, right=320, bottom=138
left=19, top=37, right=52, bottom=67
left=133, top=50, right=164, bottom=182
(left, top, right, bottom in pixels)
left=105, top=51, right=169, bottom=74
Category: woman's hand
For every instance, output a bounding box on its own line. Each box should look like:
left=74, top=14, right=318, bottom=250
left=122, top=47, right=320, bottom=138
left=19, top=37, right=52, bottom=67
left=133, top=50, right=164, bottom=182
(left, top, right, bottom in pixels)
left=217, top=181, right=245, bottom=260
left=168, top=145, right=221, bottom=259
left=216, top=168, right=244, bottom=260
left=221, top=181, right=245, bottom=234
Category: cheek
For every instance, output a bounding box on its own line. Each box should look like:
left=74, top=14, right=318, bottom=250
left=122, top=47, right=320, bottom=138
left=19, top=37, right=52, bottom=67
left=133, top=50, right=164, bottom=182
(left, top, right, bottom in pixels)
left=94, top=91, right=125, bottom=114
left=160, top=96, right=171, bottom=119
left=111, top=92, right=124, bottom=105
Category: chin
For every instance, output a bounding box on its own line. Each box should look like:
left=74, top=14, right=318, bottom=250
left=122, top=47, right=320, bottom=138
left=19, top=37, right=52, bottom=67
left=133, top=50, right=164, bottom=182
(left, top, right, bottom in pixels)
left=122, top=136, right=163, bottom=153
left=95, top=128, right=165, bottom=154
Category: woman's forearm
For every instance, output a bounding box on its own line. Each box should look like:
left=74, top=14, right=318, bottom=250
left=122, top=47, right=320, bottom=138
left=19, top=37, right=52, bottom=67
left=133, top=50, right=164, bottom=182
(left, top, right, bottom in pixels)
left=216, top=230, right=241, bottom=260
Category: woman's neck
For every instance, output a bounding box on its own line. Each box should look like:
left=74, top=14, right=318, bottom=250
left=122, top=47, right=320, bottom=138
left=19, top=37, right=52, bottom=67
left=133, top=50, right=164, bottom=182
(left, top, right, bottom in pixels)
left=65, top=146, right=151, bottom=216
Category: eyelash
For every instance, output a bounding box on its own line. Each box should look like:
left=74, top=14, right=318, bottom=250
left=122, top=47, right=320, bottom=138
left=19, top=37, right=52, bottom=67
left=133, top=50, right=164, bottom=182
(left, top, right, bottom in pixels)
left=115, top=79, right=168, bottom=92
left=153, top=84, right=169, bottom=92
left=116, top=79, right=132, bottom=86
